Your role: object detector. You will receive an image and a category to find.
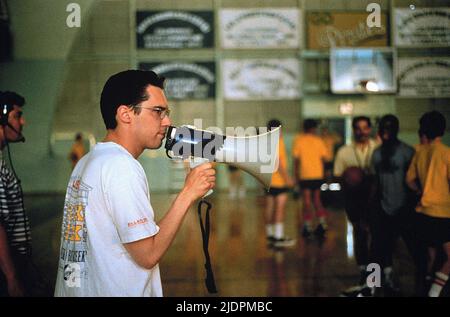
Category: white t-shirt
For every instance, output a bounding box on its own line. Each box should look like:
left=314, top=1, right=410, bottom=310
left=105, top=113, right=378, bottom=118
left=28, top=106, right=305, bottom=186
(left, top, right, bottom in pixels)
left=54, top=142, right=162, bottom=297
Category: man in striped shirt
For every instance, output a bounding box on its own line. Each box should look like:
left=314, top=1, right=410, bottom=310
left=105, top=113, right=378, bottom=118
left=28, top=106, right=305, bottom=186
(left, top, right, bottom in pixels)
left=0, top=91, right=31, bottom=297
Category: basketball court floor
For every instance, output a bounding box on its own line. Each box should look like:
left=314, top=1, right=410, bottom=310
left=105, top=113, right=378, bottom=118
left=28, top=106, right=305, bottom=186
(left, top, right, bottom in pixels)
left=27, top=191, right=416, bottom=297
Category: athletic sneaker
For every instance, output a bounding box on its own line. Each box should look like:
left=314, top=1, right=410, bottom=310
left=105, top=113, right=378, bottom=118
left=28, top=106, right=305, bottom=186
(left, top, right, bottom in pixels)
left=340, top=284, right=365, bottom=297
left=266, top=236, right=276, bottom=245
left=341, top=270, right=368, bottom=297
left=271, top=237, right=296, bottom=248
left=340, top=285, right=375, bottom=297
left=356, top=286, right=375, bottom=297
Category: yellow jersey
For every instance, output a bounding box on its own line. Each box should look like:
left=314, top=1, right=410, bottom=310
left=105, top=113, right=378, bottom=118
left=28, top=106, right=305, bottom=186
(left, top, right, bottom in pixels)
left=292, top=133, right=331, bottom=180
left=406, top=140, right=450, bottom=218
left=271, top=136, right=288, bottom=188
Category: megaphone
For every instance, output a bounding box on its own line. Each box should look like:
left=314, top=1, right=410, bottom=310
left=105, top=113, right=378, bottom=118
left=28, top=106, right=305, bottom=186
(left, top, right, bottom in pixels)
left=164, top=125, right=280, bottom=192
left=164, top=124, right=280, bottom=294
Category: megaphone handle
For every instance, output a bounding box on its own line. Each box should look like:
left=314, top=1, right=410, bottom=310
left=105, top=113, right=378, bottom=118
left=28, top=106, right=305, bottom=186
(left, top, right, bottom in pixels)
left=190, top=158, right=213, bottom=198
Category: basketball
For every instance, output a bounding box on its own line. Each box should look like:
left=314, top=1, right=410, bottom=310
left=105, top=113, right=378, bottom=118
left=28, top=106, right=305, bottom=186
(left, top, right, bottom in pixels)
left=342, top=166, right=365, bottom=187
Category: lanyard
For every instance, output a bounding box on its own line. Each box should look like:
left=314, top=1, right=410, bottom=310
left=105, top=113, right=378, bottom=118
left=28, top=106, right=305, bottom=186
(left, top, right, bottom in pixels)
left=352, top=143, right=371, bottom=171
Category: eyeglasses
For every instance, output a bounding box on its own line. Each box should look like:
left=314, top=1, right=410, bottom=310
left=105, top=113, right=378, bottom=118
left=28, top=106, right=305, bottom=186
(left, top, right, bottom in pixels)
left=132, top=106, right=171, bottom=120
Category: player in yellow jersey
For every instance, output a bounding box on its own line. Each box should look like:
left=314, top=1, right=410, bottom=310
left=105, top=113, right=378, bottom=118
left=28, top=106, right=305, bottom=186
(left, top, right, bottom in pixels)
left=264, top=119, right=295, bottom=248
left=292, top=119, right=332, bottom=238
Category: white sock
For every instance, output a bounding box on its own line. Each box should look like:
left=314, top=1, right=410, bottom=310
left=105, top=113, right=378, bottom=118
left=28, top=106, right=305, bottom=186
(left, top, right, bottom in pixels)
left=274, top=223, right=284, bottom=239
left=266, top=224, right=274, bottom=238
left=428, top=272, right=449, bottom=297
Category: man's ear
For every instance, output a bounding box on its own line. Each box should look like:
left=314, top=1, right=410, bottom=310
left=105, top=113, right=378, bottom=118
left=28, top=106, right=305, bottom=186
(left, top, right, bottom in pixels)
left=116, top=105, right=133, bottom=125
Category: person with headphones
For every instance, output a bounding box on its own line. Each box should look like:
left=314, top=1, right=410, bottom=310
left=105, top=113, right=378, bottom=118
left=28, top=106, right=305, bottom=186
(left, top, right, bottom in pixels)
left=0, top=91, right=31, bottom=296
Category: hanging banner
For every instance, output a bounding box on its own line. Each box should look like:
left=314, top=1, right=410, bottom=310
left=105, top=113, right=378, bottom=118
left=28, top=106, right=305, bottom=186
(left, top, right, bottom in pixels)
left=222, top=59, right=301, bottom=100
left=136, top=11, right=214, bottom=49
left=220, top=8, right=300, bottom=49
left=307, top=12, right=388, bottom=49
left=398, top=58, right=450, bottom=97
left=139, top=62, right=215, bottom=99
left=394, top=8, right=450, bottom=47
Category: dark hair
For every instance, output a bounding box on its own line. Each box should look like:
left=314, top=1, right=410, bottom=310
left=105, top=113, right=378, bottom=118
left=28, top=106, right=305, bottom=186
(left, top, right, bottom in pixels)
left=378, top=114, right=400, bottom=172
left=352, top=116, right=371, bottom=130
left=0, top=91, right=25, bottom=108
left=100, top=70, right=165, bottom=129
left=419, top=111, right=446, bottom=140
left=378, top=114, right=399, bottom=140
left=267, top=119, right=281, bottom=131
left=75, top=133, right=83, bottom=141
left=303, top=119, right=318, bottom=132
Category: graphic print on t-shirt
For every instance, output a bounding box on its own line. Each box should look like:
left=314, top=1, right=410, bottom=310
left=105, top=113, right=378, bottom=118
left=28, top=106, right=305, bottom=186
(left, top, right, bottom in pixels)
left=59, top=176, right=92, bottom=282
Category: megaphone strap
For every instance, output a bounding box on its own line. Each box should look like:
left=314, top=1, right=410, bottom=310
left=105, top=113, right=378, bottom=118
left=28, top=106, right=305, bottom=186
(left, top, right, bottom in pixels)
left=197, top=199, right=217, bottom=294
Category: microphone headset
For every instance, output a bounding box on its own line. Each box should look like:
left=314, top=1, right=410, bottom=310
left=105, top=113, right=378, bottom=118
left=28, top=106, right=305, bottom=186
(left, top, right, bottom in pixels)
left=0, top=102, right=25, bottom=143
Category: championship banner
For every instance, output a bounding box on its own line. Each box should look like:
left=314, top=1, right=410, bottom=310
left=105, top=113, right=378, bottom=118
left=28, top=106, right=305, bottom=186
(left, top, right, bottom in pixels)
left=222, top=59, right=301, bottom=100
left=220, top=8, right=300, bottom=49
left=139, top=62, right=215, bottom=99
left=398, top=58, right=450, bottom=97
left=307, top=12, right=388, bottom=49
left=136, top=11, right=214, bottom=49
left=394, top=8, right=450, bottom=47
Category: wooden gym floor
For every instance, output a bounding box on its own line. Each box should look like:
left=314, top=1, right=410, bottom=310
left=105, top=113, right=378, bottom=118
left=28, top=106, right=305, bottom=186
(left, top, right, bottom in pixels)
left=26, top=191, right=417, bottom=297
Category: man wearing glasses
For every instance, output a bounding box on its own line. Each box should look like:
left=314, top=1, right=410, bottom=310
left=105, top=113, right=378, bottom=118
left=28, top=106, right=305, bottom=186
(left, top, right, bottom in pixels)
left=54, top=70, right=216, bottom=296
